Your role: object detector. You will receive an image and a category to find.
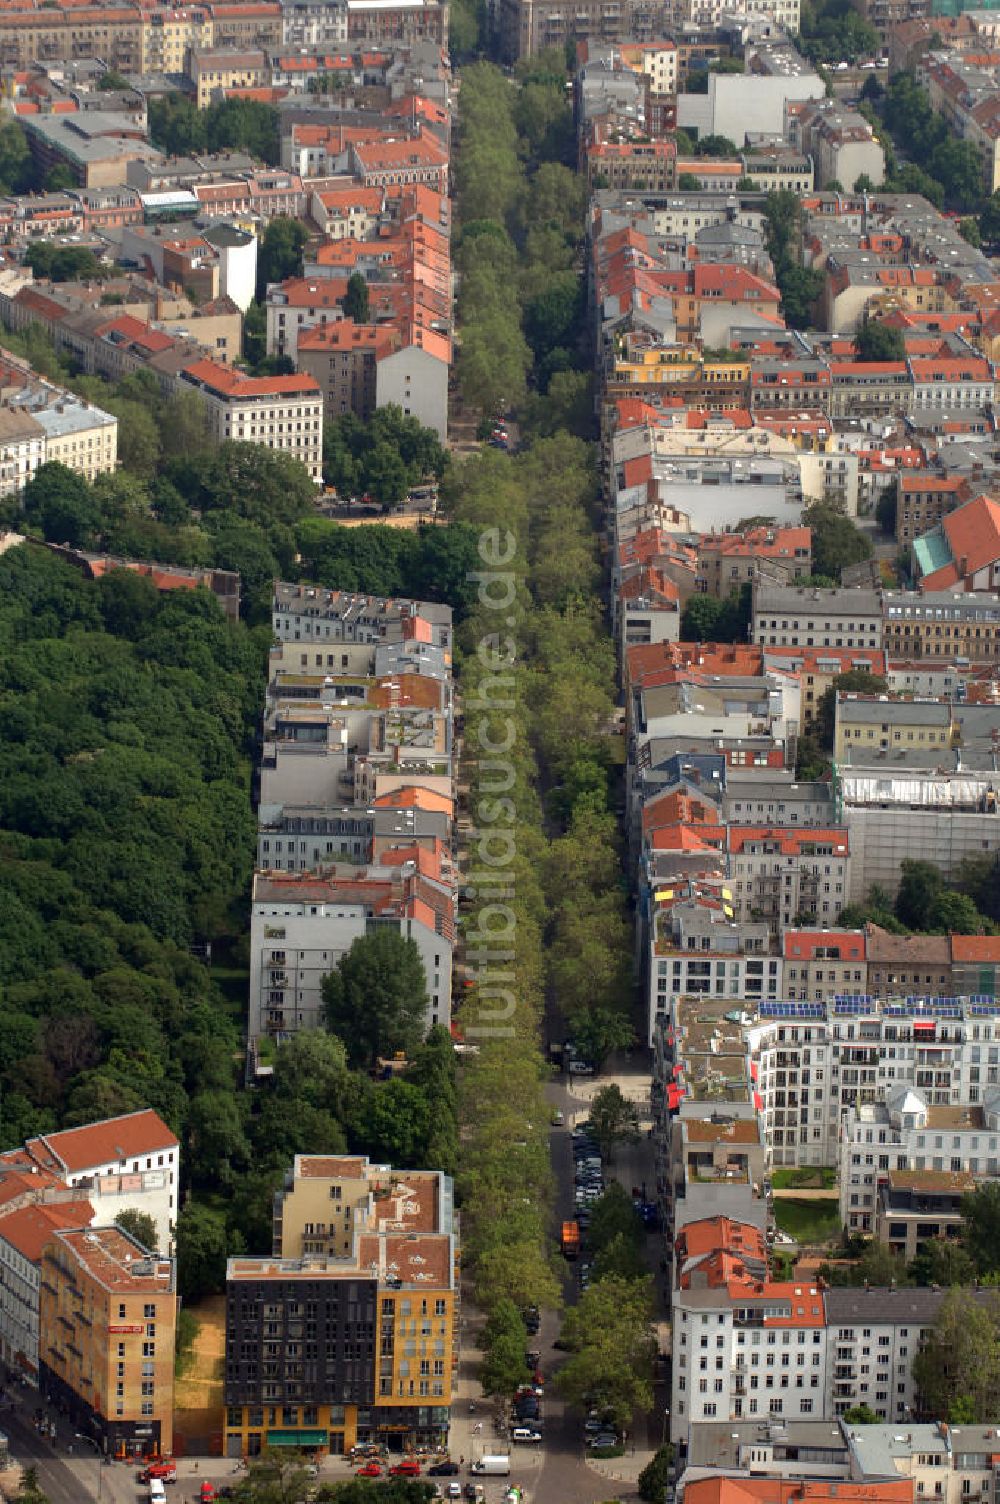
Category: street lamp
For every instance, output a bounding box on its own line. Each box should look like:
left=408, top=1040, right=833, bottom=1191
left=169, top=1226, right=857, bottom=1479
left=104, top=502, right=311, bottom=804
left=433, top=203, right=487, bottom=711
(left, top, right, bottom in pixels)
left=74, top=1432, right=103, bottom=1502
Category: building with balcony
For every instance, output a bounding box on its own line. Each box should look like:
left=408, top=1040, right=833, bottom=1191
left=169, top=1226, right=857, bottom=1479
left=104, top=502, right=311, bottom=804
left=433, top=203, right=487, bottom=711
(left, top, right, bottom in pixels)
left=38, top=1225, right=176, bottom=1458
left=840, top=1086, right=1000, bottom=1237
left=670, top=1243, right=828, bottom=1441
left=249, top=862, right=454, bottom=1044
left=223, top=1154, right=457, bottom=1458
left=725, top=826, right=851, bottom=930
left=823, top=1286, right=954, bottom=1421
left=875, top=1167, right=973, bottom=1260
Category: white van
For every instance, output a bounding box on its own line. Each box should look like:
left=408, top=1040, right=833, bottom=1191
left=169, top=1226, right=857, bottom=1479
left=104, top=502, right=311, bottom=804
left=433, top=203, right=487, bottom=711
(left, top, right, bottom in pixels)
left=471, top=1455, right=511, bottom=1476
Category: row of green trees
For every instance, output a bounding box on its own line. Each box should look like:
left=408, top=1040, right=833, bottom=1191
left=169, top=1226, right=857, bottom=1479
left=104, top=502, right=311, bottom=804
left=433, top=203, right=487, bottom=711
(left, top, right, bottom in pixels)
left=763, top=190, right=825, bottom=329
left=454, top=57, right=591, bottom=423
left=448, top=59, right=639, bottom=1391
left=878, top=72, right=985, bottom=214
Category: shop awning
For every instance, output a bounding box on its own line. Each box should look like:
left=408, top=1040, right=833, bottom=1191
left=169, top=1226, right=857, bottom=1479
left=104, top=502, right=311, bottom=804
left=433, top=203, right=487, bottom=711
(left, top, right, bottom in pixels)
left=266, top=1431, right=328, bottom=1447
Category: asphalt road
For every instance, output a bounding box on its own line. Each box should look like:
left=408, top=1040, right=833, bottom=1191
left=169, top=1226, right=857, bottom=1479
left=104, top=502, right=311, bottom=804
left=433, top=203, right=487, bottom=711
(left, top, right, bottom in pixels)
left=0, top=1397, right=130, bottom=1504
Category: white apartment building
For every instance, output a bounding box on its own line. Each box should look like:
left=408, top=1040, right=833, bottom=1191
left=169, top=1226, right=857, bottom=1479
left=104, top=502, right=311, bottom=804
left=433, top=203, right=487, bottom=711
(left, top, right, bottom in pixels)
left=179, top=359, right=323, bottom=483
left=0, top=1199, right=95, bottom=1379
left=647, top=898, right=782, bottom=1045
left=375, top=338, right=449, bottom=442
left=726, top=825, right=851, bottom=930
left=280, top=0, right=348, bottom=48
left=20, top=1111, right=180, bottom=1255
left=249, top=867, right=453, bottom=1045
left=30, top=400, right=118, bottom=481
left=839, top=1085, right=1000, bottom=1235
left=671, top=1282, right=828, bottom=1444
left=909, top=358, right=994, bottom=415
left=0, top=407, right=45, bottom=496
left=752, top=585, right=883, bottom=651
left=271, top=583, right=453, bottom=652
left=749, top=996, right=1000, bottom=1169
left=824, top=1286, right=951, bottom=1421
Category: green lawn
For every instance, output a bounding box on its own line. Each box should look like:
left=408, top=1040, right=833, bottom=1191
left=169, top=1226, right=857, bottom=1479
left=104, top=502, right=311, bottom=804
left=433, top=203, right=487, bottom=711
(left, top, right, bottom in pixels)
left=771, top=1166, right=837, bottom=1190
left=772, top=1198, right=841, bottom=1245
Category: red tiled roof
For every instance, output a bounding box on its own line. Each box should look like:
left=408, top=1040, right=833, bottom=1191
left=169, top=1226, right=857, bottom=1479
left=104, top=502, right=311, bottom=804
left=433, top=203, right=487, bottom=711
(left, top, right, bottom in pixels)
left=940, top=493, right=1000, bottom=579
left=182, top=357, right=320, bottom=399
left=373, top=787, right=452, bottom=814
left=98, top=314, right=173, bottom=353
left=950, top=935, right=1000, bottom=962
left=783, top=928, right=865, bottom=960
left=0, top=1200, right=94, bottom=1264
left=727, top=825, right=848, bottom=857
left=687, top=1478, right=912, bottom=1504
left=698, top=526, right=810, bottom=559
left=27, top=1110, right=177, bottom=1174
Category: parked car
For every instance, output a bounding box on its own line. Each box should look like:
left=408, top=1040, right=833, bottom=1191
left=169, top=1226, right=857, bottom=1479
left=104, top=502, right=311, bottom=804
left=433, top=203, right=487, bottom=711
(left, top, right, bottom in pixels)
left=447, top=1484, right=463, bottom=1499
left=591, top=1432, right=618, bottom=1449
left=391, top=1460, right=422, bottom=1476
left=568, top=1060, right=595, bottom=1075
left=512, top=1427, right=543, bottom=1444
left=429, top=1461, right=460, bottom=1476
left=199, top=1486, right=216, bottom=1504
left=149, top=1484, right=167, bottom=1504
left=358, top=1463, right=383, bottom=1477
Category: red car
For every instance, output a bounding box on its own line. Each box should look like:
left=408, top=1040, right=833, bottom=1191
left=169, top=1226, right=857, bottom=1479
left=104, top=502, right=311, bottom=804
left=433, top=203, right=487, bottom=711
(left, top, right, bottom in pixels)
left=390, top=1460, right=422, bottom=1476
left=141, top=1463, right=177, bottom=1484
left=358, top=1462, right=383, bottom=1477
left=199, top=1485, right=215, bottom=1503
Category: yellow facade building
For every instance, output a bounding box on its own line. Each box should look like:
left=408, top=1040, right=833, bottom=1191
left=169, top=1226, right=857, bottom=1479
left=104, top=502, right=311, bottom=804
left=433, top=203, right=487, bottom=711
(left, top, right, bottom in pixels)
left=39, top=1226, right=176, bottom=1460
left=224, top=1155, right=459, bottom=1458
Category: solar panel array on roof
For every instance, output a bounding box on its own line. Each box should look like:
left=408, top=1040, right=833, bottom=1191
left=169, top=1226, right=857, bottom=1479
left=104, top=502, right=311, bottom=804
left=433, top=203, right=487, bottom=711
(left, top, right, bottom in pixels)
left=834, top=996, right=871, bottom=1013
left=759, top=1001, right=825, bottom=1018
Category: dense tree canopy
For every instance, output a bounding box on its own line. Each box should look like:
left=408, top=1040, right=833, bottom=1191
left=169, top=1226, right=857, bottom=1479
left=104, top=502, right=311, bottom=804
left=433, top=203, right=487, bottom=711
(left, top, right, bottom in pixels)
left=854, top=316, right=905, bottom=363
left=148, top=95, right=279, bottom=164
left=802, top=500, right=873, bottom=580
left=764, top=191, right=824, bottom=329
left=556, top=1275, right=657, bottom=1428
left=322, top=405, right=447, bottom=505
left=24, top=242, right=105, bottom=283
left=322, top=930, right=430, bottom=1069
left=913, top=1289, right=1000, bottom=1422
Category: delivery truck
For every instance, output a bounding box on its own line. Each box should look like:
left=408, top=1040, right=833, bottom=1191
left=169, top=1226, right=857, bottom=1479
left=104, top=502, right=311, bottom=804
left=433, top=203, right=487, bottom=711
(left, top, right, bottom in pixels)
left=470, top=1455, right=511, bottom=1476
left=561, top=1219, right=580, bottom=1259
